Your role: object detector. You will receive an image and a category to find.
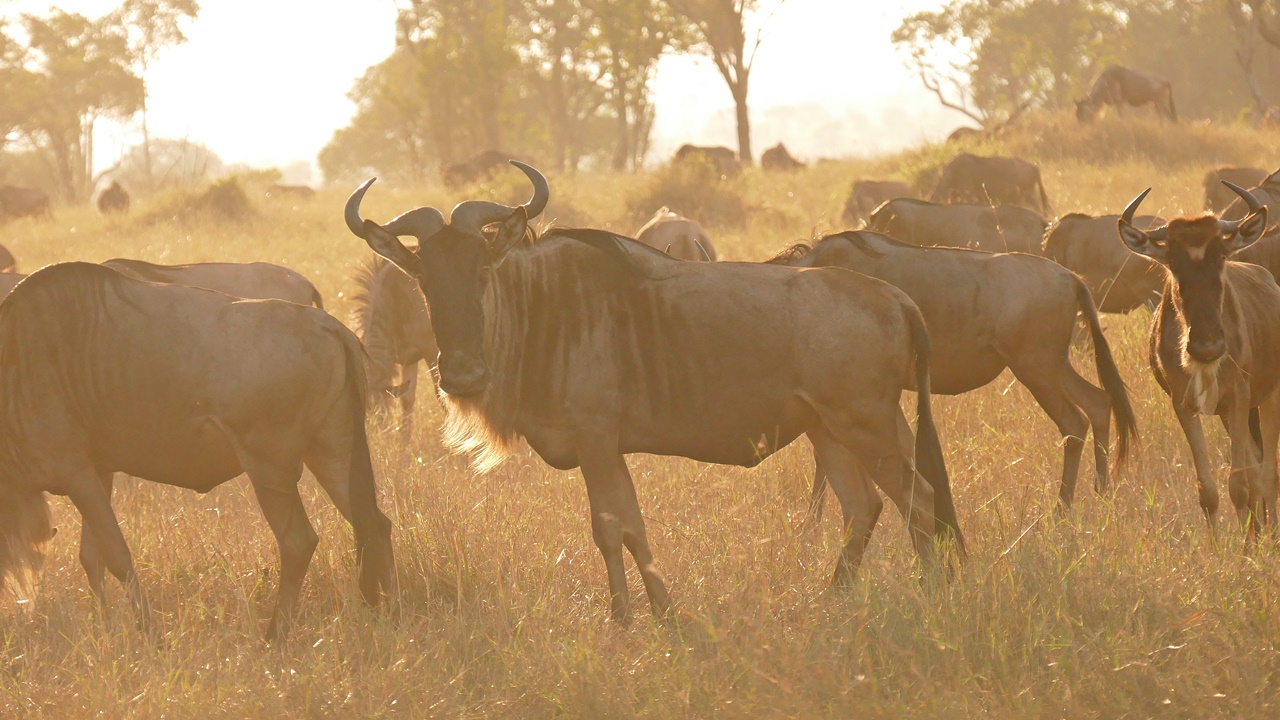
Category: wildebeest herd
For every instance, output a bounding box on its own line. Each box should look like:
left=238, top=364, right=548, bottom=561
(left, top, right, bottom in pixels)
left=4, top=79, right=1280, bottom=637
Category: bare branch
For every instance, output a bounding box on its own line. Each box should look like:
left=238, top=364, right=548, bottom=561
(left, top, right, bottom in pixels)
left=919, top=69, right=987, bottom=126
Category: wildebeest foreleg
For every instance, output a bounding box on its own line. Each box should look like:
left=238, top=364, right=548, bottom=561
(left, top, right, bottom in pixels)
left=808, top=426, right=885, bottom=587
left=248, top=468, right=318, bottom=640
left=67, top=474, right=152, bottom=629
left=1174, top=407, right=1220, bottom=524
left=1256, top=391, right=1280, bottom=529
left=78, top=471, right=115, bottom=606
left=399, top=362, right=419, bottom=437
left=580, top=448, right=672, bottom=621
left=1226, top=392, right=1262, bottom=535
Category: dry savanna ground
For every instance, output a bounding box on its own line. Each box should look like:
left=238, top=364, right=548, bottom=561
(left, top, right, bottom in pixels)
left=5, top=115, right=1280, bottom=718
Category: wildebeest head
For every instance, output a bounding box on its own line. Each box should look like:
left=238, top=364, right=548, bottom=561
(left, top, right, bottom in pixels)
left=1118, top=182, right=1268, bottom=365
left=1074, top=98, right=1098, bottom=123
left=345, top=160, right=548, bottom=397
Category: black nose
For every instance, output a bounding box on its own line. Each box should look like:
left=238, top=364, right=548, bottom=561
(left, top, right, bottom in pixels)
left=438, top=353, right=488, bottom=396
left=1187, top=336, right=1226, bottom=364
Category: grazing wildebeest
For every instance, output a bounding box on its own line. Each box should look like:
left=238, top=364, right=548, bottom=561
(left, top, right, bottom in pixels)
left=96, top=181, right=130, bottom=214
left=760, top=142, right=804, bottom=171
left=442, top=149, right=512, bottom=187
left=774, top=231, right=1137, bottom=508
left=842, top=180, right=913, bottom=226
left=1042, top=213, right=1166, bottom=313
left=267, top=183, right=317, bottom=200
left=868, top=198, right=1049, bottom=255
left=350, top=256, right=435, bottom=430
left=0, top=185, right=50, bottom=221
left=102, top=258, right=324, bottom=308
left=0, top=262, right=395, bottom=637
left=947, top=126, right=983, bottom=143
left=673, top=144, right=741, bottom=177
left=345, top=161, right=963, bottom=620
left=1117, top=183, right=1280, bottom=531
left=1205, top=167, right=1267, bottom=213
left=1076, top=65, right=1177, bottom=122
left=635, top=207, right=716, bottom=261
left=929, top=153, right=1052, bottom=213
left=0, top=245, right=16, bottom=274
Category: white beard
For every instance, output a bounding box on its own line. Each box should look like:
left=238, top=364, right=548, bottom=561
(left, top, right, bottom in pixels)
left=1182, top=355, right=1222, bottom=414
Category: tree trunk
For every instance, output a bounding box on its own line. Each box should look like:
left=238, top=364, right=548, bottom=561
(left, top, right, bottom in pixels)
left=732, top=73, right=751, bottom=166
left=611, top=55, right=630, bottom=171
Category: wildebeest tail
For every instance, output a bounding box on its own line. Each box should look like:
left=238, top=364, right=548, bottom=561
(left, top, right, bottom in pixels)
left=1038, top=175, right=1053, bottom=216
left=337, top=330, right=395, bottom=604
left=905, top=302, right=966, bottom=556
left=1166, top=88, right=1178, bottom=122
left=1072, top=276, right=1137, bottom=467
left=311, top=286, right=325, bottom=310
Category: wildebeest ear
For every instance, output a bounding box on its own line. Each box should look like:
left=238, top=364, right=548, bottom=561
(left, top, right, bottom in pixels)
left=362, top=221, right=421, bottom=277
left=1226, top=209, right=1269, bottom=255
left=489, top=206, right=527, bottom=266
left=1118, top=220, right=1168, bottom=263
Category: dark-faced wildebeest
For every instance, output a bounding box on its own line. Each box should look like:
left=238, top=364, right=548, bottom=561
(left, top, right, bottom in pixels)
left=1205, top=167, right=1266, bottom=214
left=1042, top=213, right=1166, bottom=313
left=842, top=180, right=913, bottom=227
left=760, top=142, right=804, bottom=171
left=102, top=258, right=325, bottom=308
left=673, top=144, right=741, bottom=178
left=96, top=181, right=130, bottom=214
left=773, top=231, right=1137, bottom=508
left=1076, top=65, right=1177, bottom=123
left=868, top=198, right=1049, bottom=255
left=0, top=262, right=395, bottom=637
left=1118, top=184, right=1280, bottom=532
left=350, top=256, right=436, bottom=430
left=0, top=185, right=50, bottom=222
left=345, top=161, right=963, bottom=621
left=929, top=153, right=1052, bottom=214
left=635, top=207, right=716, bottom=261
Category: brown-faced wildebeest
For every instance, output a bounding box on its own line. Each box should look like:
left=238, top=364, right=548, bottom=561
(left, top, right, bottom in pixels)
left=635, top=207, right=716, bottom=261
left=760, top=142, right=804, bottom=171
left=842, top=180, right=913, bottom=226
left=772, top=231, right=1137, bottom=509
left=674, top=144, right=741, bottom=177
left=1076, top=65, right=1177, bottom=122
left=1117, top=183, right=1280, bottom=533
left=868, top=198, right=1048, bottom=255
left=102, top=258, right=325, bottom=308
left=350, top=256, right=436, bottom=431
left=0, top=262, right=395, bottom=638
left=930, top=154, right=1052, bottom=214
left=96, top=181, right=130, bottom=214
left=345, top=161, right=964, bottom=621
left=0, top=185, right=50, bottom=222
left=1042, top=213, right=1166, bottom=313
left=1205, top=167, right=1266, bottom=213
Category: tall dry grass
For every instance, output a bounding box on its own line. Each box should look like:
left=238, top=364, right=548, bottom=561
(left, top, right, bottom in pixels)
left=2, top=113, right=1280, bottom=718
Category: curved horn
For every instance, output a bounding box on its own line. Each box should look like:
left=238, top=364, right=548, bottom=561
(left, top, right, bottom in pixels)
left=345, top=178, right=378, bottom=238
left=1121, top=188, right=1152, bottom=226
left=384, top=206, right=446, bottom=239
left=449, top=161, right=550, bottom=237
left=1220, top=180, right=1264, bottom=235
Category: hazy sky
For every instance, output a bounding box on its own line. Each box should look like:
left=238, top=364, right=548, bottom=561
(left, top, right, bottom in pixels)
left=3, top=1, right=962, bottom=178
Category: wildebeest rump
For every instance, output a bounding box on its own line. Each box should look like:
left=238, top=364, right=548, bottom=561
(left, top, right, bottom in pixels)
left=635, top=207, right=716, bottom=261
left=102, top=258, right=325, bottom=308
left=1118, top=184, right=1280, bottom=531
left=674, top=144, right=741, bottom=177
left=760, top=142, right=804, bottom=171
left=96, top=181, right=130, bottom=214
left=345, top=161, right=963, bottom=621
left=842, top=180, right=913, bottom=226
left=929, top=153, right=1052, bottom=213
left=1076, top=65, right=1177, bottom=122
left=0, top=185, right=50, bottom=221
left=1042, top=213, right=1166, bottom=313
left=776, top=231, right=1137, bottom=508
left=0, top=262, right=395, bottom=637
left=350, top=256, right=435, bottom=430
left=1205, top=167, right=1267, bottom=213
left=868, top=198, right=1048, bottom=255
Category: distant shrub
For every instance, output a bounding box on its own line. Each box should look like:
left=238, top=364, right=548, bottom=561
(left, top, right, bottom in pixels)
left=628, top=157, right=748, bottom=228
left=143, top=177, right=257, bottom=225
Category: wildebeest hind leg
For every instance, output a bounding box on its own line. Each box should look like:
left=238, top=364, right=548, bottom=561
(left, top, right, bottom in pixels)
left=1011, top=364, right=1089, bottom=508
left=245, top=462, right=317, bottom=639
left=78, top=471, right=115, bottom=607
left=808, top=425, right=885, bottom=587
left=1062, top=367, right=1114, bottom=494
left=1256, top=391, right=1280, bottom=529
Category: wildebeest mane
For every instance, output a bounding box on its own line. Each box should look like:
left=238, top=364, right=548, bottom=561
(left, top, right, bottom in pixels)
left=763, top=243, right=812, bottom=265
left=542, top=227, right=682, bottom=279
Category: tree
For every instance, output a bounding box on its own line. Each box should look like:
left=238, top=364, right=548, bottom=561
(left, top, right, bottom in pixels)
left=667, top=0, right=784, bottom=165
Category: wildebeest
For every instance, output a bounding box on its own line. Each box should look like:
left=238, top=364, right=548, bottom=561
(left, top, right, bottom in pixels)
left=0, top=273, right=23, bottom=298
left=0, top=185, right=50, bottom=221
left=1042, top=213, right=1166, bottom=313
left=947, top=126, right=984, bottom=143
left=101, top=258, right=324, bottom=308
left=1076, top=65, right=1177, bottom=123
left=635, top=207, right=716, bottom=261
left=1117, top=183, right=1280, bottom=530
left=868, top=198, right=1049, bottom=255
left=96, top=181, right=130, bottom=214
left=760, top=142, right=804, bottom=171
left=0, top=262, right=395, bottom=637
left=0, top=246, right=16, bottom=274
left=842, top=180, right=913, bottom=226
left=775, top=231, right=1137, bottom=507
left=1205, top=167, right=1267, bottom=213
left=350, top=256, right=435, bottom=430
left=266, top=183, right=316, bottom=200
left=1221, top=168, right=1280, bottom=221
left=673, top=144, right=741, bottom=178
left=345, top=161, right=963, bottom=621
left=442, top=149, right=513, bottom=187
left=929, top=153, right=1052, bottom=213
